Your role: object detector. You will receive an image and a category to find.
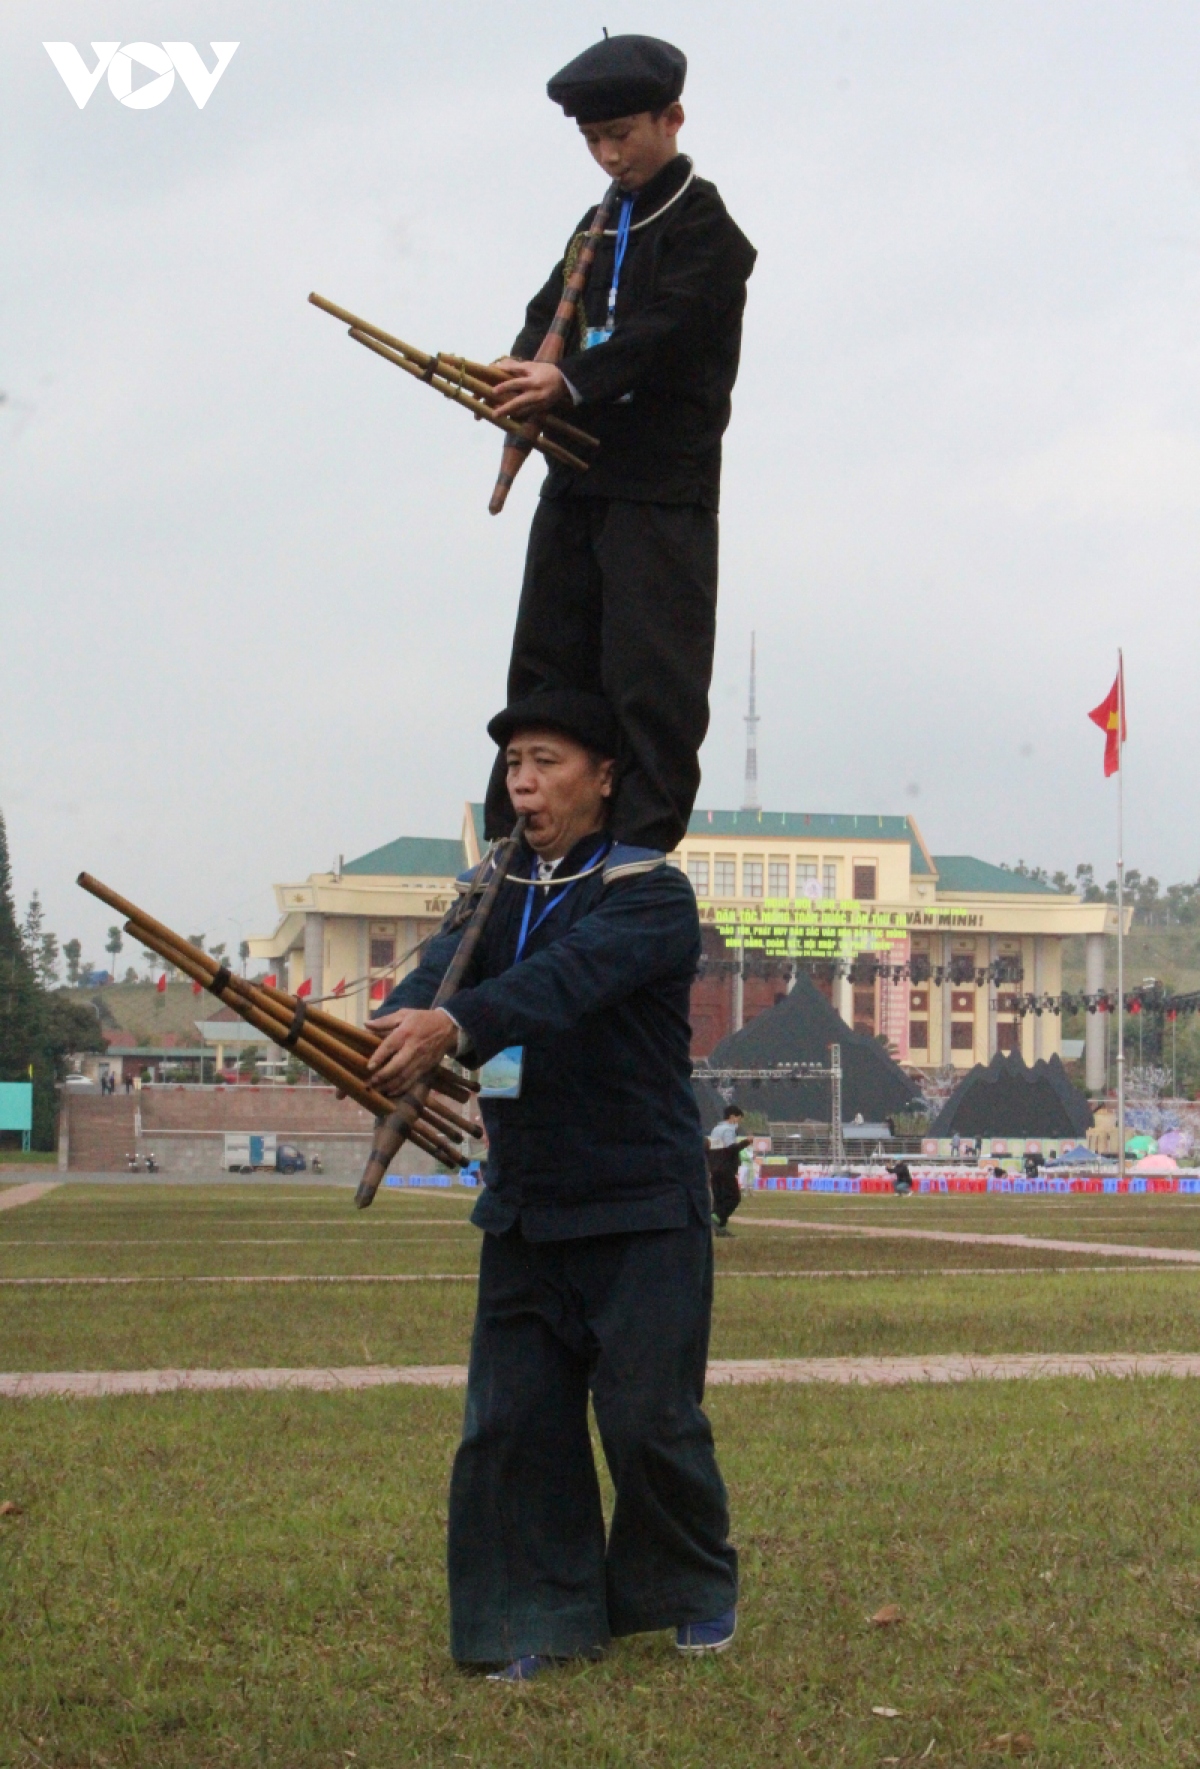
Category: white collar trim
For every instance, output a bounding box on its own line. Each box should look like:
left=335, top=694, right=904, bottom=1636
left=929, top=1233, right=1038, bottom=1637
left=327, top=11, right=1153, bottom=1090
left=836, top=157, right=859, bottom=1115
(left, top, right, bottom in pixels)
left=604, top=162, right=696, bottom=235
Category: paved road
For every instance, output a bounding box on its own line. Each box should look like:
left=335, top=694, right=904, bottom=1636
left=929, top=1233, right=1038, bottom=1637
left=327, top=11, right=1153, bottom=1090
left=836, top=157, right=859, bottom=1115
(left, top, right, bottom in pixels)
left=8, top=1352, right=1200, bottom=1398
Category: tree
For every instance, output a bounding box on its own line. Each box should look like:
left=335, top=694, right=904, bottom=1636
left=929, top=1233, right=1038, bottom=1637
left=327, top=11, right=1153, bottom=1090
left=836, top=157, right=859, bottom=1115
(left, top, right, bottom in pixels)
left=0, top=813, right=39, bottom=1083
left=21, top=894, right=44, bottom=964
left=188, top=934, right=206, bottom=954
left=0, top=813, right=102, bottom=1149
left=37, top=932, right=59, bottom=988
left=105, top=926, right=123, bottom=970
left=123, top=966, right=139, bottom=984
left=209, top=942, right=227, bottom=963
left=62, top=938, right=83, bottom=987
left=239, top=940, right=250, bottom=976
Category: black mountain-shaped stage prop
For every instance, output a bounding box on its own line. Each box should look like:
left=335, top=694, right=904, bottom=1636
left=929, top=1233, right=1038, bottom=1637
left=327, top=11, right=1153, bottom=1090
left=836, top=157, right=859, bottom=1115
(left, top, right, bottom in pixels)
left=930, top=1050, right=1093, bottom=1140
left=692, top=973, right=922, bottom=1132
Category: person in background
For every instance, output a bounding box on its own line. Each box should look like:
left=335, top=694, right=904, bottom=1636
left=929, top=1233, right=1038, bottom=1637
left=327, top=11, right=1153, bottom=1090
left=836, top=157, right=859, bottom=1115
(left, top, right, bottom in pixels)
left=707, top=1105, right=750, bottom=1237
left=888, top=1160, right=914, bottom=1196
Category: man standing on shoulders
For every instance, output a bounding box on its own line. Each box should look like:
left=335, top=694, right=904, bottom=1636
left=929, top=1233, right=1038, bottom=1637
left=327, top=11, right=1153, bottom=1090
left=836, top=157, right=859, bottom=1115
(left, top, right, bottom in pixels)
left=484, top=33, right=756, bottom=854
left=368, top=688, right=738, bottom=1681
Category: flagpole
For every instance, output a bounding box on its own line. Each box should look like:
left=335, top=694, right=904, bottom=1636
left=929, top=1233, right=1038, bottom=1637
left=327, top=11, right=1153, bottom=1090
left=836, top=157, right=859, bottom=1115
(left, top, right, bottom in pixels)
left=1116, top=648, right=1126, bottom=1183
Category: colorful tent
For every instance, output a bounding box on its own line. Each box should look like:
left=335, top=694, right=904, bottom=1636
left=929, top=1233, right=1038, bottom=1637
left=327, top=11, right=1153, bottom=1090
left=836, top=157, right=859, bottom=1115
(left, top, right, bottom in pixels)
left=1132, top=1153, right=1179, bottom=1176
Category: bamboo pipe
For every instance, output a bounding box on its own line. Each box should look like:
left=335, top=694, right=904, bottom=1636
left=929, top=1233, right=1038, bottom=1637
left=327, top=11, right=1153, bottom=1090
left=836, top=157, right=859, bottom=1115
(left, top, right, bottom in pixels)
left=126, top=921, right=380, bottom=1084
left=80, top=871, right=477, bottom=1167
left=127, top=920, right=471, bottom=1161
left=489, top=179, right=620, bottom=514
left=373, top=347, right=599, bottom=453
left=124, top=919, right=477, bottom=1153
left=308, top=294, right=594, bottom=449
left=81, top=868, right=475, bottom=1101
left=355, top=818, right=526, bottom=1208
left=307, top=294, right=596, bottom=455
left=346, top=330, right=589, bottom=473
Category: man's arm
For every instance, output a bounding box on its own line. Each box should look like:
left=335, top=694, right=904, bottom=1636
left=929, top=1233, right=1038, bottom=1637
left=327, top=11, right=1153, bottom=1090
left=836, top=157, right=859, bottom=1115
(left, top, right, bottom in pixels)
left=558, top=197, right=755, bottom=407
left=443, top=868, right=700, bottom=1065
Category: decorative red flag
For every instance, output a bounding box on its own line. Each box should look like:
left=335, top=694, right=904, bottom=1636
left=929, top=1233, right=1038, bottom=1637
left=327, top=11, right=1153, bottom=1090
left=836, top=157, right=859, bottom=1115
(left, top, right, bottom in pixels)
left=333, top=978, right=346, bottom=997
left=1088, top=663, right=1127, bottom=776
left=296, top=977, right=312, bottom=999
left=370, top=979, right=386, bottom=1002
left=191, top=979, right=202, bottom=996
left=156, top=973, right=167, bottom=993
left=262, top=974, right=277, bottom=990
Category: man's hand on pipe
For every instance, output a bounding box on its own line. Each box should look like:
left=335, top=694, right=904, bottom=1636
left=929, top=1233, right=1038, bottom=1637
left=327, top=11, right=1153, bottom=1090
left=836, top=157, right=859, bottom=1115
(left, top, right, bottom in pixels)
left=490, top=360, right=567, bottom=420
left=366, top=1008, right=460, bottom=1097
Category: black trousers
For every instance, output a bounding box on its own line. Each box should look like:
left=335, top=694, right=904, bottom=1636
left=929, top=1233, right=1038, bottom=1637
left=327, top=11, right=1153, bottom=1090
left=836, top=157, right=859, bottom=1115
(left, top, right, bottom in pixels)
left=708, top=1162, right=743, bottom=1229
left=484, top=496, right=719, bottom=853
left=447, top=1215, right=738, bottom=1663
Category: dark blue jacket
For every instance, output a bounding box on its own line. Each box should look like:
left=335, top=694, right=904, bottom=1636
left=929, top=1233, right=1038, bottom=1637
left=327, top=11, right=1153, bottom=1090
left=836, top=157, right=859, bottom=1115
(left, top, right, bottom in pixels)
left=376, top=835, right=708, bottom=1240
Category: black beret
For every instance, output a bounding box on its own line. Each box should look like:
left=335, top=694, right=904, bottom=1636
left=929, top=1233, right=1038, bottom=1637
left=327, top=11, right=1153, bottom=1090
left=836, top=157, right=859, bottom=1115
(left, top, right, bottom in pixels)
left=487, top=689, right=619, bottom=757
left=547, top=34, right=686, bottom=124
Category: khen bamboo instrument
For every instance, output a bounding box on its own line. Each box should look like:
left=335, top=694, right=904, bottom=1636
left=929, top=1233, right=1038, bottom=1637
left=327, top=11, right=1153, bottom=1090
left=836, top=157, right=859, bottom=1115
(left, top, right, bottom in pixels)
left=77, top=872, right=484, bottom=1176
left=487, top=178, right=620, bottom=515
left=308, top=293, right=600, bottom=488
left=352, top=816, right=526, bottom=1209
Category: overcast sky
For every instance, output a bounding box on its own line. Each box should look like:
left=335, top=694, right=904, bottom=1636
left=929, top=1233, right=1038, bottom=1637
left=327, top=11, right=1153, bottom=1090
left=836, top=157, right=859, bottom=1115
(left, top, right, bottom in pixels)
left=4, top=1, right=1199, bottom=966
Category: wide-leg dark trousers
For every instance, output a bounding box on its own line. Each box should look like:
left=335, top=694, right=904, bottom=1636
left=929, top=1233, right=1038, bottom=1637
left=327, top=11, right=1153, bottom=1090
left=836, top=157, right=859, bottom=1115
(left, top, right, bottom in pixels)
left=483, top=496, right=719, bottom=853
left=447, top=1215, right=738, bottom=1664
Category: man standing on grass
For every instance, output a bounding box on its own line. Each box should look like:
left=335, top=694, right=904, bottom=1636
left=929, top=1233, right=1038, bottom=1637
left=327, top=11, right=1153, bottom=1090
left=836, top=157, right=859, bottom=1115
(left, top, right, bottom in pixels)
left=707, top=1105, right=751, bottom=1237
left=367, top=688, right=738, bottom=1682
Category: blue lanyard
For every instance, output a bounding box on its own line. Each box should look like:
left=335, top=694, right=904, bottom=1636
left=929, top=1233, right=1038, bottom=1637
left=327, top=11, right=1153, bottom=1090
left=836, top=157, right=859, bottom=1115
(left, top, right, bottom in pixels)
left=605, top=196, right=635, bottom=334
left=515, top=841, right=610, bottom=962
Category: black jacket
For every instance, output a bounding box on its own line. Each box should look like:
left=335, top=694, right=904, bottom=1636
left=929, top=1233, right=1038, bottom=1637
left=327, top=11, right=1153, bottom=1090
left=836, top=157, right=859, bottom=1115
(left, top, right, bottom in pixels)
left=512, top=156, right=756, bottom=509
left=377, top=838, right=709, bottom=1240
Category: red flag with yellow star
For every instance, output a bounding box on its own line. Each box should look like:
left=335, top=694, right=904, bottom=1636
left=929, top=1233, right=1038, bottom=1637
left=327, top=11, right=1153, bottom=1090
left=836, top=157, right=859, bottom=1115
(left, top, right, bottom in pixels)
left=1088, top=663, right=1126, bottom=777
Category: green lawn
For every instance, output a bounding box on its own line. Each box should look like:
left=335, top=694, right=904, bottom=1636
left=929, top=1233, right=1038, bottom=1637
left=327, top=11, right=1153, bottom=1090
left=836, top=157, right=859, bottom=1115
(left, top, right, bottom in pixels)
left=5, top=1381, right=1200, bottom=1765
left=8, top=1183, right=1200, bottom=1764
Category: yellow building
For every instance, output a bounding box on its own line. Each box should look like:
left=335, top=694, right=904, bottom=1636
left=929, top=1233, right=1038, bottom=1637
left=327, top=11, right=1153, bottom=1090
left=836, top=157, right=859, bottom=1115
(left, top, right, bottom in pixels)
left=249, top=806, right=1125, bottom=1087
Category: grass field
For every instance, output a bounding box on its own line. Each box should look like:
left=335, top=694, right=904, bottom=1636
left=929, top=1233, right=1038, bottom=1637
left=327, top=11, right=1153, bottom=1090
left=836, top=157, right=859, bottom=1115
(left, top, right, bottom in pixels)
left=7, top=1183, right=1200, bottom=1764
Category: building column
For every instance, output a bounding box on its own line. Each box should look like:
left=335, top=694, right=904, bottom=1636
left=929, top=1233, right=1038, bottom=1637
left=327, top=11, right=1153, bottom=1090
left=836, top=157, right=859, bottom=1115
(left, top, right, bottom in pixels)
left=941, top=934, right=953, bottom=1066
left=303, top=913, right=325, bottom=1002
left=732, top=940, right=745, bottom=1033
left=1085, top=931, right=1106, bottom=1093
left=1033, top=936, right=1045, bottom=1061
left=987, top=935, right=998, bottom=1058
left=835, top=968, right=853, bottom=1030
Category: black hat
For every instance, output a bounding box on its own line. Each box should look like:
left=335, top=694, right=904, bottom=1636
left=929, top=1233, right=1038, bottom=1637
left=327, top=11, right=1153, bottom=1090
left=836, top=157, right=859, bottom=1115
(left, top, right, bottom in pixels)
left=547, top=34, right=686, bottom=124
left=487, top=689, right=619, bottom=757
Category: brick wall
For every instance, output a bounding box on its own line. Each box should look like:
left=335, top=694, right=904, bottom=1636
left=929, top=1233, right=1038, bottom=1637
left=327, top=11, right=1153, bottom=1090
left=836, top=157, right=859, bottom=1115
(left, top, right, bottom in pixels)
left=139, top=1086, right=374, bottom=1134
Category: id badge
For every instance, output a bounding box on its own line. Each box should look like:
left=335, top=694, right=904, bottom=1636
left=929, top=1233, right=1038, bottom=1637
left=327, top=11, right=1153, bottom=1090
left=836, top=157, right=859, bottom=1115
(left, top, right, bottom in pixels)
left=583, top=326, right=611, bottom=350
left=477, top=1045, right=524, bottom=1099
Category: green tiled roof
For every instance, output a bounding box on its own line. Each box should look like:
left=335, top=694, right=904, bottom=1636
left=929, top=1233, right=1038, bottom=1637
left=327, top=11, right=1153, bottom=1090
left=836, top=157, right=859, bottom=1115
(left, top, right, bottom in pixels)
left=932, top=856, right=1063, bottom=896
left=343, top=836, right=465, bottom=877
left=468, top=803, right=940, bottom=879
left=687, top=810, right=935, bottom=877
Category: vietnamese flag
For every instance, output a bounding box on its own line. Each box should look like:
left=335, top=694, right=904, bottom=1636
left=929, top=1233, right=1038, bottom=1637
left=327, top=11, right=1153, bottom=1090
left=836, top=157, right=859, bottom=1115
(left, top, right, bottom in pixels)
left=156, top=972, right=167, bottom=993
left=296, top=977, right=313, bottom=999
left=370, top=979, right=386, bottom=1002
left=333, top=978, right=346, bottom=998
left=1088, top=661, right=1127, bottom=777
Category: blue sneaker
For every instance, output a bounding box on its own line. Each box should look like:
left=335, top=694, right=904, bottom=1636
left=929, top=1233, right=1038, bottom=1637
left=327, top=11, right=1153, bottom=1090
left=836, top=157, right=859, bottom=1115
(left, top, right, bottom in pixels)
left=675, top=1608, right=737, bottom=1654
left=486, top=1654, right=552, bottom=1684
